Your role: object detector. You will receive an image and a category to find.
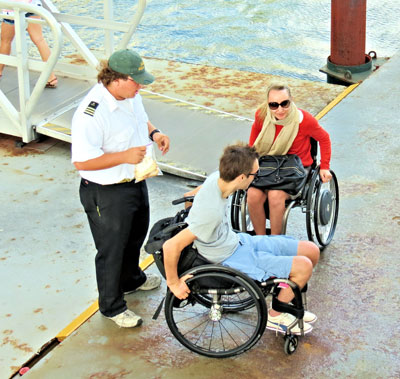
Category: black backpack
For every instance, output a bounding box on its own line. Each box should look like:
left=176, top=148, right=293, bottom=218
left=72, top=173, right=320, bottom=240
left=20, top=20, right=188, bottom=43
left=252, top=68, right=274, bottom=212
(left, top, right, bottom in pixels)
left=144, top=208, right=200, bottom=279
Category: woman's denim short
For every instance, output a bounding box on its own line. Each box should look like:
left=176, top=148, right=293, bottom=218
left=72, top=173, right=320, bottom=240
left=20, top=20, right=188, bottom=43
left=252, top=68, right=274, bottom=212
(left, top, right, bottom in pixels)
left=3, top=13, right=36, bottom=25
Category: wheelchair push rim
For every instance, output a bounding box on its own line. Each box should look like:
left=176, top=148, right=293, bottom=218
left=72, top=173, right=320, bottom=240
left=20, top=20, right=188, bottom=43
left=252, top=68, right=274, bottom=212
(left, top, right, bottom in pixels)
left=306, top=168, right=339, bottom=247
left=230, top=189, right=253, bottom=233
left=164, top=270, right=267, bottom=358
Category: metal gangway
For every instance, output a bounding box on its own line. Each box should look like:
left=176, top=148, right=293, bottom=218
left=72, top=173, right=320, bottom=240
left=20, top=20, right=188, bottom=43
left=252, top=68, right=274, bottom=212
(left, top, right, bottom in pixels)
left=0, top=0, right=147, bottom=144
left=0, top=0, right=254, bottom=179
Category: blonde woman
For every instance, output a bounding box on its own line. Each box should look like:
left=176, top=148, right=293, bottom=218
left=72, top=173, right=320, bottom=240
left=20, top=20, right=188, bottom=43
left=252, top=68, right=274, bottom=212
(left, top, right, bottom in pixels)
left=248, top=83, right=332, bottom=235
left=0, top=0, right=57, bottom=87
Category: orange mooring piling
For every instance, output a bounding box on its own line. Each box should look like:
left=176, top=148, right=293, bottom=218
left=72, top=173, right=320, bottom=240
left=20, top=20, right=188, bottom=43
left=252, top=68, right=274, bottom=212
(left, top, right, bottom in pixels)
left=330, top=0, right=367, bottom=66
left=320, top=0, right=373, bottom=84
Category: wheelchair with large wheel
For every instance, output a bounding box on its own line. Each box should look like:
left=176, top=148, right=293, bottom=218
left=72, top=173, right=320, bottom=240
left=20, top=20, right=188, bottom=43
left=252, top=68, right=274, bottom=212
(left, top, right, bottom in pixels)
left=230, top=138, right=339, bottom=248
left=145, top=198, right=311, bottom=358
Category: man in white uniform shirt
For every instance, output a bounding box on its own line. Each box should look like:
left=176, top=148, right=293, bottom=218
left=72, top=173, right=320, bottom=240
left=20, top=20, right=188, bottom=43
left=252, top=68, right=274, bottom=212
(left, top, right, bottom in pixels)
left=71, top=49, right=170, bottom=328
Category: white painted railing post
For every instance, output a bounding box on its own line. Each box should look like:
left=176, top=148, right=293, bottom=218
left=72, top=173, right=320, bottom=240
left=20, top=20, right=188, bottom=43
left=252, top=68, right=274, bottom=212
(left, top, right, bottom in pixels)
left=42, top=0, right=99, bottom=70
left=117, top=0, right=146, bottom=50
left=14, top=9, right=31, bottom=140
left=104, top=0, right=114, bottom=56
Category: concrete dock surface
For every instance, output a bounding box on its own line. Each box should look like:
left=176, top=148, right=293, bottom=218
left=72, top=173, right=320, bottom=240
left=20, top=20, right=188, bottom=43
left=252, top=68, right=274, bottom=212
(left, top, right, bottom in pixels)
left=0, top=137, right=199, bottom=378
left=1, top=50, right=400, bottom=378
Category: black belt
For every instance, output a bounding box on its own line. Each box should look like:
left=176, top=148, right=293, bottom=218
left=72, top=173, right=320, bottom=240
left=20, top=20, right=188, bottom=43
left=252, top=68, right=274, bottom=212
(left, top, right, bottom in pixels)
left=117, top=178, right=136, bottom=184
left=81, top=178, right=137, bottom=186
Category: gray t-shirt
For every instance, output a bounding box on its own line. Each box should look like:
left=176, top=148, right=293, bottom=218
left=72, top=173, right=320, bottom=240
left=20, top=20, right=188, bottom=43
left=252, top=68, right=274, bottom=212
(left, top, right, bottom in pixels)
left=187, top=171, right=239, bottom=262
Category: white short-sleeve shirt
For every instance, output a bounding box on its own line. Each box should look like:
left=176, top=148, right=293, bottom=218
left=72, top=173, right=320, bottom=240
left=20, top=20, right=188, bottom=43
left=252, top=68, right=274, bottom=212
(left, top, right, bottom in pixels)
left=71, top=83, right=150, bottom=185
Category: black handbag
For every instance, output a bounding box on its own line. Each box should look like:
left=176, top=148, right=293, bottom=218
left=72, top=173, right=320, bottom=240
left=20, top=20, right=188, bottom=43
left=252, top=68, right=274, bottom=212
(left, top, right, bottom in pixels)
left=251, top=154, right=307, bottom=195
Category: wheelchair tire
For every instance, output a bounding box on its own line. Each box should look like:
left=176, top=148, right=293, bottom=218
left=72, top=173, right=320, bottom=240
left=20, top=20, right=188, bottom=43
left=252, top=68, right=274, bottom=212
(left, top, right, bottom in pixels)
left=230, top=190, right=240, bottom=230
left=164, top=269, right=267, bottom=358
left=306, top=168, right=339, bottom=247
left=283, top=335, right=298, bottom=355
left=231, top=190, right=249, bottom=232
left=230, top=190, right=257, bottom=233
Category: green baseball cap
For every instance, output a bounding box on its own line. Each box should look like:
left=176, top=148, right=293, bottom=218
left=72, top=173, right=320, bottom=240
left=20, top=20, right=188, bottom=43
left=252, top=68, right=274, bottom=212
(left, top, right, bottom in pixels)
left=108, top=49, right=155, bottom=85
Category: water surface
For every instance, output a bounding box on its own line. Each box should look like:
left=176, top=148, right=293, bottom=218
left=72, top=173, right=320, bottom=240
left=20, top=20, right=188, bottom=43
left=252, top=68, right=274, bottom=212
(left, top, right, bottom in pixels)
left=55, top=0, right=400, bottom=82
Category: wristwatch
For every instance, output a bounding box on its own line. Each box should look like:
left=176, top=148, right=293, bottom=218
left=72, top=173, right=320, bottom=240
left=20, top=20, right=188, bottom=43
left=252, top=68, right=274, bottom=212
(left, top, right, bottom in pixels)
left=149, top=129, right=161, bottom=141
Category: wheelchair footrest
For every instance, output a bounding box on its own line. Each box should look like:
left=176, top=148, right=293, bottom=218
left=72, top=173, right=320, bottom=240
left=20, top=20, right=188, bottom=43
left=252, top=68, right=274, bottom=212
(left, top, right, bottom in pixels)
left=272, top=297, right=304, bottom=320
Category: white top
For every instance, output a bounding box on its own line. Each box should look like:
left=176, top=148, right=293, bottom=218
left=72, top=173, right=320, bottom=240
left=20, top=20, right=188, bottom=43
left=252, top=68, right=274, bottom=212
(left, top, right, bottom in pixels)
left=71, top=83, right=150, bottom=185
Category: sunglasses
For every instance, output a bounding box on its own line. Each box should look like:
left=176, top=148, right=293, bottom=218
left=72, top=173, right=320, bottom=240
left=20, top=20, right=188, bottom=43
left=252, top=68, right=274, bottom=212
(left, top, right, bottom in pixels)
left=268, top=99, right=291, bottom=110
left=248, top=169, right=260, bottom=179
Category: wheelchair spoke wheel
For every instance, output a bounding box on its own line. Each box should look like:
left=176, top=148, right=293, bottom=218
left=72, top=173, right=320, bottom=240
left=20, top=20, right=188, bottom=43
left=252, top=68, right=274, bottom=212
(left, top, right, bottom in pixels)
left=231, top=190, right=254, bottom=233
left=306, top=169, right=339, bottom=247
left=165, top=271, right=267, bottom=358
left=230, top=190, right=253, bottom=232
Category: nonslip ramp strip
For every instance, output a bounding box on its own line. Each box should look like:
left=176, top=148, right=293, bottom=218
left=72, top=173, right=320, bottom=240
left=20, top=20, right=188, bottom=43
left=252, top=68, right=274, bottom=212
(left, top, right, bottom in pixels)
left=56, top=254, right=155, bottom=341
left=39, top=123, right=71, bottom=135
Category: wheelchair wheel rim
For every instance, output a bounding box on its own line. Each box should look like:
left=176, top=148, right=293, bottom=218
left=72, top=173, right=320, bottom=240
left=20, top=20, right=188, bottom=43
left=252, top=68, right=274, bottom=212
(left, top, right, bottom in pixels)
left=164, top=271, right=267, bottom=358
left=313, top=173, right=339, bottom=246
left=230, top=190, right=256, bottom=233
left=306, top=169, right=339, bottom=247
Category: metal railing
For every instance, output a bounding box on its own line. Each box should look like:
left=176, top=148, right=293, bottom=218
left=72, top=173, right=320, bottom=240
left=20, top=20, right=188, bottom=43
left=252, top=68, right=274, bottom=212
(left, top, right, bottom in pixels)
left=0, top=0, right=146, bottom=142
left=0, top=1, right=62, bottom=141
left=41, top=0, right=147, bottom=79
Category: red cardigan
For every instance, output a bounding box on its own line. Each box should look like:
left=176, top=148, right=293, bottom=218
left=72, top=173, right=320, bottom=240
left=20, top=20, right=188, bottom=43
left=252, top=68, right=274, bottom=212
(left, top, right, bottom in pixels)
left=249, top=109, right=331, bottom=170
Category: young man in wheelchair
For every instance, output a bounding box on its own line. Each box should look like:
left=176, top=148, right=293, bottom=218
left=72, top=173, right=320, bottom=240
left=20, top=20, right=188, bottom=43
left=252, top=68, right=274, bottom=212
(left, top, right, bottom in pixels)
left=163, top=143, right=320, bottom=335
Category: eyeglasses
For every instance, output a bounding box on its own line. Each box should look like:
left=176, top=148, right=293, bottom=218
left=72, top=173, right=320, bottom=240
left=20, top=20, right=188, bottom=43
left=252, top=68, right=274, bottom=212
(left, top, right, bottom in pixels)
left=268, top=99, right=291, bottom=110
left=248, top=169, right=259, bottom=179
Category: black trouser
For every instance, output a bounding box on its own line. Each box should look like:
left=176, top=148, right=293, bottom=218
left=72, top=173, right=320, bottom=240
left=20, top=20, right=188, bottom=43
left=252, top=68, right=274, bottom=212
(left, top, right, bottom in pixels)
left=79, top=179, right=149, bottom=317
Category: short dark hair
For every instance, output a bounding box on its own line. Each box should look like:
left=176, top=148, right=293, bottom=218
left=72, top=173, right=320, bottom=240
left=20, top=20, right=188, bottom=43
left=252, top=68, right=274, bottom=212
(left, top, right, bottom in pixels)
left=97, top=59, right=129, bottom=86
left=219, top=143, right=258, bottom=182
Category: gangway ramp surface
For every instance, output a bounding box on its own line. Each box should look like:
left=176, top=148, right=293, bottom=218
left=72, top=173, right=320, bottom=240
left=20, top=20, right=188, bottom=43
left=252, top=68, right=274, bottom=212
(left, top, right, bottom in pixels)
left=0, top=67, right=94, bottom=140
left=1, top=67, right=253, bottom=179
left=141, top=92, right=252, bottom=178
left=41, top=90, right=253, bottom=179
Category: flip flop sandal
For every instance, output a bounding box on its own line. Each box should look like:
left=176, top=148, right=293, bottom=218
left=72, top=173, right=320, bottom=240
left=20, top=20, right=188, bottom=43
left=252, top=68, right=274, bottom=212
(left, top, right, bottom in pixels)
left=45, top=77, right=58, bottom=88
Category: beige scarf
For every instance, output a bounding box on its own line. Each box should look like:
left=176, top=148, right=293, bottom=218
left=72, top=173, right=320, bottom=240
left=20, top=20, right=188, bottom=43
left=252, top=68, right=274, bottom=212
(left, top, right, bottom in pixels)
left=253, top=102, right=300, bottom=156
